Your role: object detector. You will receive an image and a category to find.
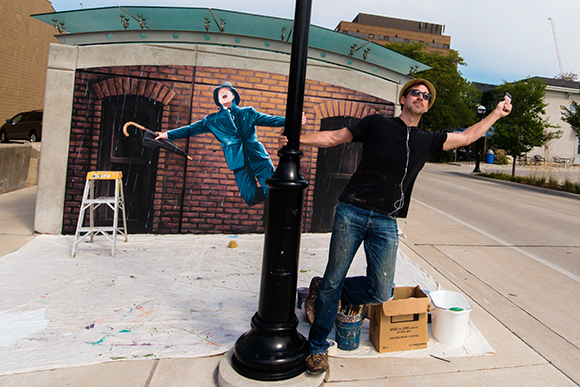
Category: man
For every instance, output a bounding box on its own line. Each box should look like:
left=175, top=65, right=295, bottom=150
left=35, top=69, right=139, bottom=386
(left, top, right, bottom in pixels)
left=279, top=78, right=512, bottom=374
left=157, top=81, right=298, bottom=206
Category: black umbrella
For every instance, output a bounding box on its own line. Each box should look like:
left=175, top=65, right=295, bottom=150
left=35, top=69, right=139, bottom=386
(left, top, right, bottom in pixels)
left=123, top=121, right=192, bottom=160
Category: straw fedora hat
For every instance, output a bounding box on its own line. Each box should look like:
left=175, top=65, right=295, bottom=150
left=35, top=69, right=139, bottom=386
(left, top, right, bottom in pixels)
left=399, top=78, right=436, bottom=109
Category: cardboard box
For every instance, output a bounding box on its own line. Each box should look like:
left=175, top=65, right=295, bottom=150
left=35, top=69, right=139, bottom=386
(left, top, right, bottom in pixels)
left=368, top=286, right=430, bottom=353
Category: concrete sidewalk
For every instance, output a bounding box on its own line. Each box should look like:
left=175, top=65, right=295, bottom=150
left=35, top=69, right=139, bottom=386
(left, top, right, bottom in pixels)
left=0, top=185, right=37, bottom=257
left=0, top=184, right=576, bottom=386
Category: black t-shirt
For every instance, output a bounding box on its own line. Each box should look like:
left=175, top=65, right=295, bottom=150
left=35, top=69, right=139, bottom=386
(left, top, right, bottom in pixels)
left=338, top=115, right=447, bottom=218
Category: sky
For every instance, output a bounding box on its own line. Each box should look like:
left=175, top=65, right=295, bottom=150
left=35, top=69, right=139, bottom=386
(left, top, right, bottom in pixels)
left=47, top=0, right=579, bottom=85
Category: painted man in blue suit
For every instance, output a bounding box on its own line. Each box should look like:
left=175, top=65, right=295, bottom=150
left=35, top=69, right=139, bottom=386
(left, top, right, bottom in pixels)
left=157, top=82, right=301, bottom=206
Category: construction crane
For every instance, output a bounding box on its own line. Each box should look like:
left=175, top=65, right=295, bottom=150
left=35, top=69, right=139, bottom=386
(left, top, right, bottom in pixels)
left=548, top=17, right=565, bottom=76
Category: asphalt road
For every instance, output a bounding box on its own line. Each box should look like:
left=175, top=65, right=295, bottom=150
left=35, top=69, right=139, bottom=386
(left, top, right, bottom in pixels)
left=412, top=162, right=580, bottom=279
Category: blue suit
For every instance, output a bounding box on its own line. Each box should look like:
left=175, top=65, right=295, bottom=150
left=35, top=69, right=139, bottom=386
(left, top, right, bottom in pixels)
left=167, top=83, right=285, bottom=206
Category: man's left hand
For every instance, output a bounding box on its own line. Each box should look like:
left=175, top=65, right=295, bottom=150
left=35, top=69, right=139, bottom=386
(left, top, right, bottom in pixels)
left=498, top=94, right=512, bottom=117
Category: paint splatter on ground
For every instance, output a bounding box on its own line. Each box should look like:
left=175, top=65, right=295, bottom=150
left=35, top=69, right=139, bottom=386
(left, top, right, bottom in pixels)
left=0, top=233, right=489, bottom=376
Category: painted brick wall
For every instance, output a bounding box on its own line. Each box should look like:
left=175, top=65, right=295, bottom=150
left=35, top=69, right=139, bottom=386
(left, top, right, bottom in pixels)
left=64, top=65, right=195, bottom=234
left=63, top=65, right=393, bottom=235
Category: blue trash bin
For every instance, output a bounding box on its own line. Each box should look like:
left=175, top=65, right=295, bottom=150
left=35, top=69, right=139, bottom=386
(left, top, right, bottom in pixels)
left=485, top=150, right=494, bottom=164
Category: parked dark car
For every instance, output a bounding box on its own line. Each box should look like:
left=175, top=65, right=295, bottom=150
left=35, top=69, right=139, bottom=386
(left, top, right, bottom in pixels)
left=0, top=110, right=43, bottom=142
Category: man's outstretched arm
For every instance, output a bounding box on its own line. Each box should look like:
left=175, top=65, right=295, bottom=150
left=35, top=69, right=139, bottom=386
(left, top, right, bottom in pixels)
left=278, top=127, right=353, bottom=148
left=155, top=120, right=209, bottom=141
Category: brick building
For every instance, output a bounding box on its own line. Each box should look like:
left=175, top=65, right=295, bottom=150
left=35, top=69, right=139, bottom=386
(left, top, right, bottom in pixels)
left=0, top=0, right=59, bottom=122
left=335, top=13, right=451, bottom=54
left=31, top=7, right=430, bottom=235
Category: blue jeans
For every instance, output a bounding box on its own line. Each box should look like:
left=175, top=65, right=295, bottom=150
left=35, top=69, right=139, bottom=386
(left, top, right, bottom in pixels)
left=308, top=202, right=399, bottom=354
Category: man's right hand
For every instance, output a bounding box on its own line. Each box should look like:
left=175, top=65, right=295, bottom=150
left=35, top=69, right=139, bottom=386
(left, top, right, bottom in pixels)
left=155, top=132, right=168, bottom=140
left=278, top=134, right=289, bottom=148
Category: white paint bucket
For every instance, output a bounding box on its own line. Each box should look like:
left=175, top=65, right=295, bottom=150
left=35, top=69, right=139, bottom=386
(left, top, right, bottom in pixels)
left=429, top=290, right=472, bottom=347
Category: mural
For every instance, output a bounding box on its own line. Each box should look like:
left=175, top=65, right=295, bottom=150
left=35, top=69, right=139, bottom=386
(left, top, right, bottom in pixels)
left=63, top=66, right=393, bottom=235
left=157, top=82, right=301, bottom=207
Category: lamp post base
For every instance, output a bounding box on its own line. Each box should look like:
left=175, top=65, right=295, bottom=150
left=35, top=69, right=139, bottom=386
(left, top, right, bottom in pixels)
left=473, top=152, right=481, bottom=173
left=220, top=348, right=325, bottom=387
left=232, top=313, right=309, bottom=381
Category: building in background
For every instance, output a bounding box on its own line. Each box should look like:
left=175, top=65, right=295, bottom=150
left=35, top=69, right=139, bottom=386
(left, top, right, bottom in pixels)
left=534, top=77, right=580, bottom=164
left=335, top=13, right=451, bottom=55
left=0, top=0, right=59, bottom=122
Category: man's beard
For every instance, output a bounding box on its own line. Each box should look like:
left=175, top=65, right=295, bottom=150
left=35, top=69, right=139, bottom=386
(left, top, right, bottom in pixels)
left=406, top=102, right=427, bottom=116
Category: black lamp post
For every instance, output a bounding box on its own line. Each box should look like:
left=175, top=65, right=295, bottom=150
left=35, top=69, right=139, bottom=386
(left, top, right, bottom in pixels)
left=473, top=104, right=487, bottom=173
left=230, top=0, right=311, bottom=381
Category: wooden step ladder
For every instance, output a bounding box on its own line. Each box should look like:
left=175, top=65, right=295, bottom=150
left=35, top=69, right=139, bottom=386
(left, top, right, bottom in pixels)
left=71, top=171, right=128, bottom=257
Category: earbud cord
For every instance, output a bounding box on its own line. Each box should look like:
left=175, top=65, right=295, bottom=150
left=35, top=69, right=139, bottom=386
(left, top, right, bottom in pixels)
left=389, top=126, right=411, bottom=217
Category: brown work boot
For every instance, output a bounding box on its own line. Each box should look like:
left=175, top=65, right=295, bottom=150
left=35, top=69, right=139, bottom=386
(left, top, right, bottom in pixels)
left=305, top=352, right=329, bottom=374
left=304, top=276, right=322, bottom=324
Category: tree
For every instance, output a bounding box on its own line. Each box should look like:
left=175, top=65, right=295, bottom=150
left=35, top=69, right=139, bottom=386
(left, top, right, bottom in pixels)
left=385, top=42, right=481, bottom=132
left=489, top=78, right=562, bottom=175
left=561, top=100, right=580, bottom=138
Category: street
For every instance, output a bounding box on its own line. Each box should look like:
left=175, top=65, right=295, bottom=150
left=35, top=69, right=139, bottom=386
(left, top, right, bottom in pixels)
left=400, top=162, right=580, bottom=385
left=412, top=162, right=580, bottom=277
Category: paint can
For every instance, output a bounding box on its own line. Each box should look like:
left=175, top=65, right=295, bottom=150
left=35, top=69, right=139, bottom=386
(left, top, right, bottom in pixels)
left=334, top=312, right=363, bottom=351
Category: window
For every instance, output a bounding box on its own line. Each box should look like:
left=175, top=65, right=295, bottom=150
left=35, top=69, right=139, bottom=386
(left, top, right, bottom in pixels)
left=22, top=113, right=35, bottom=122
left=10, top=114, right=23, bottom=123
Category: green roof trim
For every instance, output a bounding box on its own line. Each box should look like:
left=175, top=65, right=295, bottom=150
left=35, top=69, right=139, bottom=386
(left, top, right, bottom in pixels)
left=32, top=6, right=430, bottom=80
